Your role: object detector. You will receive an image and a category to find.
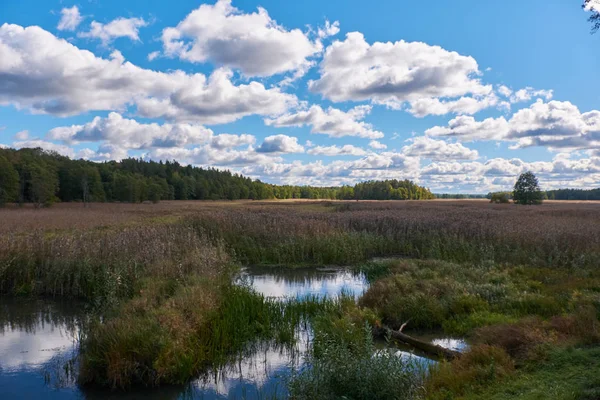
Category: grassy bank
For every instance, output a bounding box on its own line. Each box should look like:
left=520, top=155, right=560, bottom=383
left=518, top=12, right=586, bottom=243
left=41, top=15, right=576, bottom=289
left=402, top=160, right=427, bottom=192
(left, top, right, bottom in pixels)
left=359, top=259, right=600, bottom=334
left=353, top=258, right=600, bottom=399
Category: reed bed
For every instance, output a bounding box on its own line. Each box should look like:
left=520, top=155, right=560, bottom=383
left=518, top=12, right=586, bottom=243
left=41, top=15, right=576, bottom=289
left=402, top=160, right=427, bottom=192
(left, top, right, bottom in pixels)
left=0, top=223, right=228, bottom=304
left=189, top=200, right=600, bottom=268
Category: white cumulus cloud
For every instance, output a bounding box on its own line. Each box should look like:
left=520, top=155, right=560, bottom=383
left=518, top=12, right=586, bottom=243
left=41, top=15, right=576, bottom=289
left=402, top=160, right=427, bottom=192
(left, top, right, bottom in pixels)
left=426, top=100, right=600, bottom=152
left=309, top=32, right=491, bottom=112
left=0, top=24, right=297, bottom=123
left=160, top=0, right=321, bottom=77
left=57, top=6, right=83, bottom=31
left=307, top=144, right=367, bottom=156
left=256, top=134, right=304, bottom=153
left=265, top=105, right=383, bottom=139
left=79, top=17, right=148, bottom=45
left=401, top=136, right=479, bottom=160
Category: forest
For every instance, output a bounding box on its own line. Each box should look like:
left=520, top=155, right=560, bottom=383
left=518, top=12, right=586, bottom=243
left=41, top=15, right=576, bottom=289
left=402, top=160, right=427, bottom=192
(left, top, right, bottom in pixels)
left=0, top=147, right=435, bottom=206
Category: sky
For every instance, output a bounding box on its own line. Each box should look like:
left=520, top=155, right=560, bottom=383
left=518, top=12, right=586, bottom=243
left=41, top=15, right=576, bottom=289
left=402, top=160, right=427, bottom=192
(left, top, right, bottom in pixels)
left=0, top=0, right=599, bottom=193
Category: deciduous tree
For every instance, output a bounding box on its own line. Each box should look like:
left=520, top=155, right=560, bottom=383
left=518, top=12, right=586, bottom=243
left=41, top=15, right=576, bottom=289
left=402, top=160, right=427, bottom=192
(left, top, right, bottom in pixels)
left=513, top=172, right=543, bottom=205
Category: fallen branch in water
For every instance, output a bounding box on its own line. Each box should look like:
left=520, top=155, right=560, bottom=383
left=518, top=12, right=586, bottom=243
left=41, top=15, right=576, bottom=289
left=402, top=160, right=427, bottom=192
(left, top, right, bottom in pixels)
left=374, top=323, right=461, bottom=361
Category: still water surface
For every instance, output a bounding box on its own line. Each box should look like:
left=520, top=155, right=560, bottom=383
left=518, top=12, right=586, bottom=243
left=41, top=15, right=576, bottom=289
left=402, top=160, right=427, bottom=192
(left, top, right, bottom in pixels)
left=0, top=267, right=465, bottom=399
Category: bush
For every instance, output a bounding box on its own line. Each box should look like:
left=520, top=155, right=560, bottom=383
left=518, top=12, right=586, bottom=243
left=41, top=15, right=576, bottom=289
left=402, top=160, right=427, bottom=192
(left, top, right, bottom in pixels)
left=426, top=345, right=514, bottom=399
left=489, top=192, right=510, bottom=204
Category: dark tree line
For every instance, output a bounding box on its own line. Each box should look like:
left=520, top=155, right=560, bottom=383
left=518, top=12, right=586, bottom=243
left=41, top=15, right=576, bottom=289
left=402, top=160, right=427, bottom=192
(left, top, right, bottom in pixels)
left=0, top=147, right=434, bottom=206
left=486, top=188, right=600, bottom=202
left=546, top=188, right=600, bottom=201
left=435, top=194, right=487, bottom=199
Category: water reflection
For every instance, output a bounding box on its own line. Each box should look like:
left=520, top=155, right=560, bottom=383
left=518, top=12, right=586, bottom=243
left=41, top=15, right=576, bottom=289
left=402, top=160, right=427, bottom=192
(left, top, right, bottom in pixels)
left=0, top=298, right=82, bottom=399
left=238, top=267, right=369, bottom=300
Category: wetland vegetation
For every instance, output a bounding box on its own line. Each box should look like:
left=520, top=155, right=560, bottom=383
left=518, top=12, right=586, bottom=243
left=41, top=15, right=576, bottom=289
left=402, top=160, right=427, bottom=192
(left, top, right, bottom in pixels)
left=1, top=199, right=600, bottom=399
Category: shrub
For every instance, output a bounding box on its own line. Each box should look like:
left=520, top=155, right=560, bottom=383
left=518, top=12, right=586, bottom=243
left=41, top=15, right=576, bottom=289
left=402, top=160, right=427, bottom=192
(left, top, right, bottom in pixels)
left=425, top=345, right=514, bottom=399
left=489, top=192, right=510, bottom=204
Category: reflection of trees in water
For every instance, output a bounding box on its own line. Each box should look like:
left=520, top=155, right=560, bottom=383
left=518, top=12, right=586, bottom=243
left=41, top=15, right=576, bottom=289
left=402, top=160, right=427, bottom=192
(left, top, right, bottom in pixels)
left=0, top=298, right=83, bottom=336
left=239, top=267, right=367, bottom=287
left=194, top=327, right=311, bottom=399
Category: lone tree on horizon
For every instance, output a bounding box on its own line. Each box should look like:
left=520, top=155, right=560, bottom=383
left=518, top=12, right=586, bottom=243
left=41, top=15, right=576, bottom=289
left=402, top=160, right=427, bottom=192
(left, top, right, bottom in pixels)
left=513, top=172, right=543, bottom=205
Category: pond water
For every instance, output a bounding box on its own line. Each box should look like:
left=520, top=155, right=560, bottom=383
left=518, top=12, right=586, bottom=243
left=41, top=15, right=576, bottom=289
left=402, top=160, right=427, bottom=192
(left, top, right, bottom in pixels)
left=0, top=267, right=467, bottom=399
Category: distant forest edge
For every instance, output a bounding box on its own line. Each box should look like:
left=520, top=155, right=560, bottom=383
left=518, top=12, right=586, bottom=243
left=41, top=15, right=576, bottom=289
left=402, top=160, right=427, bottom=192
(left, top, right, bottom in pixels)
left=0, top=147, right=436, bottom=206
left=437, top=191, right=600, bottom=201
left=437, top=189, right=600, bottom=201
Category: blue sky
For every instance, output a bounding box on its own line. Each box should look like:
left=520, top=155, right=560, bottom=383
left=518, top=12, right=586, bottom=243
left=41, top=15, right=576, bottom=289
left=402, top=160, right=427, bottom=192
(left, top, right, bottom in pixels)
left=0, top=0, right=599, bottom=193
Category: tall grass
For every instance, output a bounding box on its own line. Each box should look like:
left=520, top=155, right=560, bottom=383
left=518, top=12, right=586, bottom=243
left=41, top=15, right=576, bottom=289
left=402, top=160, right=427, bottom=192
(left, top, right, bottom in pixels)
left=189, top=201, right=600, bottom=268
left=288, top=321, right=423, bottom=400
left=0, top=224, right=228, bottom=305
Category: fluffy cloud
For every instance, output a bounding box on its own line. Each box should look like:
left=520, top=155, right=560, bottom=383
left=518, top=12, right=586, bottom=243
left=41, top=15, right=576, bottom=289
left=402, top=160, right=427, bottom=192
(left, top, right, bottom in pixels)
left=47, top=112, right=214, bottom=149
left=210, top=133, right=255, bottom=149
left=401, top=136, right=479, bottom=160
left=240, top=152, right=422, bottom=186
left=43, top=112, right=283, bottom=166
left=497, top=85, right=512, bottom=98
left=256, top=134, right=304, bottom=153
left=265, top=105, right=383, bottom=139
left=408, top=85, right=552, bottom=117
left=318, top=20, right=340, bottom=39
left=421, top=157, right=599, bottom=179
left=78, top=144, right=129, bottom=161
left=369, top=140, right=387, bottom=150
left=510, top=87, right=553, bottom=103
left=309, top=32, right=491, bottom=111
left=160, top=0, right=321, bottom=77
left=146, top=146, right=280, bottom=167
left=136, top=68, right=296, bottom=124
left=426, top=115, right=510, bottom=141
left=408, top=94, right=508, bottom=117
left=79, top=17, right=148, bottom=45
left=0, top=24, right=296, bottom=122
left=57, top=6, right=83, bottom=31
left=426, top=100, right=600, bottom=151
left=307, top=144, right=367, bottom=156
left=420, top=154, right=600, bottom=191
left=13, top=130, right=29, bottom=140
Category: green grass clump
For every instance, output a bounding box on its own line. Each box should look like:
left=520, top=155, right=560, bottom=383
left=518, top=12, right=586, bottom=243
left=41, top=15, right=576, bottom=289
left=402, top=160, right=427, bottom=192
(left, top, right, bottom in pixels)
left=460, top=346, right=600, bottom=400
left=289, top=323, right=423, bottom=400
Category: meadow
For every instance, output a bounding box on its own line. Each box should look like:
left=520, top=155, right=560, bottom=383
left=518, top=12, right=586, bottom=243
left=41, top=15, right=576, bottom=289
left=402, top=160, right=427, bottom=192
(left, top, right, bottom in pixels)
left=1, top=199, right=599, bottom=399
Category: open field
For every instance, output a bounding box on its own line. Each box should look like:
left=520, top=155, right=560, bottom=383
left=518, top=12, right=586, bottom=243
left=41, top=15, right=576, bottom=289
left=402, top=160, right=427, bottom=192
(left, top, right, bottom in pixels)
left=1, top=200, right=600, bottom=399
left=2, top=198, right=600, bottom=232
